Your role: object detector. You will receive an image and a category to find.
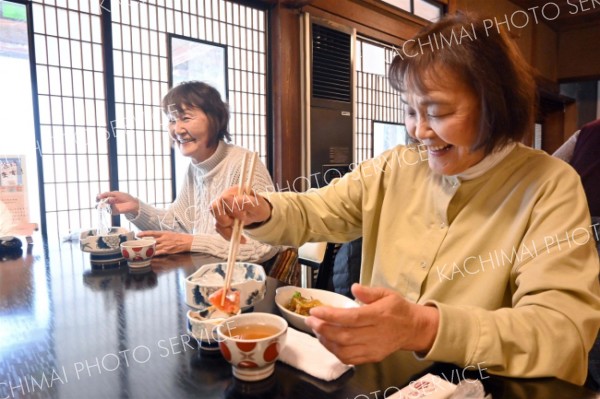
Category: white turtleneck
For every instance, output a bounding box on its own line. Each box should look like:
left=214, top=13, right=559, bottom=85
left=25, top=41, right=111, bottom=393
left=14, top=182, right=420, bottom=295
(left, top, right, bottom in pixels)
left=126, top=141, right=279, bottom=263
left=456, top=142, right=517, bottom=181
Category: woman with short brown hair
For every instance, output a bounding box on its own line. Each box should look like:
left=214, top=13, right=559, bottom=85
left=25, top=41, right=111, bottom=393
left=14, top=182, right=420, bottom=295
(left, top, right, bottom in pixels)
left=99, top=81, right=278, bottom=262
left=213, top=13, right=600, bottom=385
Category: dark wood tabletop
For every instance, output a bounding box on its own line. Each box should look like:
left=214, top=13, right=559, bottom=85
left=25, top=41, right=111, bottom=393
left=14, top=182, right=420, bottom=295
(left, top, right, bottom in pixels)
left=1, top=240, right=598, bottom=399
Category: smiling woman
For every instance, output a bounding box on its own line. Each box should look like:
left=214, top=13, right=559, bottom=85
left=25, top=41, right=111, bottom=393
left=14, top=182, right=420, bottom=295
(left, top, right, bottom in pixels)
left=163, top=82, right=231, bottom=163
left=97, top=81, right=279, bottom=263
left=212, top=12, right=600, bottom=386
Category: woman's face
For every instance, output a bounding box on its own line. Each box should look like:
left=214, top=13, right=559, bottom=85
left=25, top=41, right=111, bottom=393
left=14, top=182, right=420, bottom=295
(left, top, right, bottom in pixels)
left=403, top=68, right=486, bottom=176
left=168, top=106, right=218, bottom=163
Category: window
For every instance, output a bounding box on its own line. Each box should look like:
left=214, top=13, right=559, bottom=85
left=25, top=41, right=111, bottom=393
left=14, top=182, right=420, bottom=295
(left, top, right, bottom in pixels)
left=32, top=0, right=107, bottom=241
left=534, top=123, right=543, bottom=150
left=112, top=1, right=268, bottom=230
left=381, top=0, right=444, bottom=22
left=355, top=37, right=404, bottom=162
left=28, top=0, right=269, bottom=242
left=0, top=0, right=40, bottom=230
left=168, top=35, right=228, bottom=195
left=373, top=121, right=407, bottom=156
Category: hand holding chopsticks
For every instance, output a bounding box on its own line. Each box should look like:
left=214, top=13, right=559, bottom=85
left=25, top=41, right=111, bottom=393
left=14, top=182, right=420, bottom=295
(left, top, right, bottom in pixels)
left=219, top=152, right=258, bottom=308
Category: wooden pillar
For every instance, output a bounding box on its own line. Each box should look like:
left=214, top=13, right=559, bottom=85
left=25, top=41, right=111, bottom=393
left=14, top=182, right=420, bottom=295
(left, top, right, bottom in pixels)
left=269, top=3, right=303, bottom=188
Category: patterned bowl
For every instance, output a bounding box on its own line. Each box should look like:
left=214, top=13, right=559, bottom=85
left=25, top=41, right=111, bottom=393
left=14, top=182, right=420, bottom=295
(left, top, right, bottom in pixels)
left=80, top=227, right=135, bottom=266
left=216, top=312, right=287, bottom=381
left=120, top=239, right=156, bottom=269
left=186, top=307, right=241, bottom=351
left=185, top=262, right=266, bottom=310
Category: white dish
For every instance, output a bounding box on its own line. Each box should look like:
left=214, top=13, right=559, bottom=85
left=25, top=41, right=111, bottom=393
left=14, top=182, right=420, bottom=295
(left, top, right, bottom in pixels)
left=274, top=286, right=359, bottom=334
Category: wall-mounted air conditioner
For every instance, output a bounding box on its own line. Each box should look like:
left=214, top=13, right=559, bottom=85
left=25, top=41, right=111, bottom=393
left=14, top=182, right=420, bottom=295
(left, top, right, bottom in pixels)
left=301, top=14, right=355, bottom=189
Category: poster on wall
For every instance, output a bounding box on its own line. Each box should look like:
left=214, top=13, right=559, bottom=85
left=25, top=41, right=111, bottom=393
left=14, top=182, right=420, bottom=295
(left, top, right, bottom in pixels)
left=0, top=155, right=37, bottom=236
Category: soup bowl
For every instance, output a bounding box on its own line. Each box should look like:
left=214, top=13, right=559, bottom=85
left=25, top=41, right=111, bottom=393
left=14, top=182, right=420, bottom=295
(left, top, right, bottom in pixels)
left=120, top=239, right=156, bottom=269
left=216, top=313, right=287, bottom=381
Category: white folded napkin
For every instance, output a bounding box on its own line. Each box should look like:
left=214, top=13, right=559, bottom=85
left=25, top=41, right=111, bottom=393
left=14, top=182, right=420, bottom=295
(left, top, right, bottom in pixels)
left=387, top=373, right=457, bottom=399
left=279, top=328, right=353, bottom=381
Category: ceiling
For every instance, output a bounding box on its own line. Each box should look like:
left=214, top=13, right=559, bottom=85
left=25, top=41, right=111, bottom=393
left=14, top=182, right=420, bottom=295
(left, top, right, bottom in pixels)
left=509, top=0, right=600, bottom=30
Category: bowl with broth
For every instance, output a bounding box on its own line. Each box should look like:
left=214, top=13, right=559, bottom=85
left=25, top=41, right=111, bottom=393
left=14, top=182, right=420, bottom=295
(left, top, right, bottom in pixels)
left=216, top=312, right=287, bottom=382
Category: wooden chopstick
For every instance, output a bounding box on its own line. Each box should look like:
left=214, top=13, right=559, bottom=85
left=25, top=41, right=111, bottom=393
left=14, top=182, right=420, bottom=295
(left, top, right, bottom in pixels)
left=221, top=152, right=258, bottom=306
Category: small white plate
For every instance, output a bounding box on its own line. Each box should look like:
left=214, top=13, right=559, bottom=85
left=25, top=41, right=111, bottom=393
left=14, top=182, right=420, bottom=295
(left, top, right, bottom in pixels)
left=274, top=286, right=359, bottom=334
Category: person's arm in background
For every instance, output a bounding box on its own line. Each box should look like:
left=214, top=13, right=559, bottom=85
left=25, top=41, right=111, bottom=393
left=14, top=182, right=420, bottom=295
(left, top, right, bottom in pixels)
left=553, top=130, right=579, bottom=162
left=99, top=166, right=200, bottom=255
left=98, top=164, right=193, bottom=233
left=189, top=156, right=279, bottom=263
left=125, top=166, right=194, bottom=232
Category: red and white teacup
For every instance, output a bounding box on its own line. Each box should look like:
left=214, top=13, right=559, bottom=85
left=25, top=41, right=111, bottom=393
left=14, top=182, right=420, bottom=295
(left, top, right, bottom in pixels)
left=216, top=313, right=288, bottom=382
left=120, top=239, right=156, bottom=269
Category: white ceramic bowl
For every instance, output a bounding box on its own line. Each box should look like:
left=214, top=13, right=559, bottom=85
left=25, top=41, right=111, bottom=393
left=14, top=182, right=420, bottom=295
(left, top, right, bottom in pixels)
left=80, top=227, right=135, bottom=266
left=185, top=262, right=266, bottom=310
left=274, top=286, right=359, bottom=334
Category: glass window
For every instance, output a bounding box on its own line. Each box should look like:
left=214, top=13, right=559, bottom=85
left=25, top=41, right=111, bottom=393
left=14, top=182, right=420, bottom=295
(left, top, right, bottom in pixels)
left=534, top=123, right=543, bottom=150
left=382, top=0, right=411, bottom=12
left=414, top=0, right=443, bottom=21
left=381, top=0, right=443, bottom=22
left=359, top=41, right=386, bottom=76
left=0, top=0, right=41, bottom=230
left=355, top=37, right=404, bottom=162
left=16, top=0, right=269, bottom=242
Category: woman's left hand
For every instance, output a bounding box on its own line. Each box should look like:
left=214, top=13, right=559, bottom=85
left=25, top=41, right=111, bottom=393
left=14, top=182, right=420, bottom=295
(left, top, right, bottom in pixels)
left=137, top=231, right=193, bottom=256
left=305, top=284, right=439, bottom=365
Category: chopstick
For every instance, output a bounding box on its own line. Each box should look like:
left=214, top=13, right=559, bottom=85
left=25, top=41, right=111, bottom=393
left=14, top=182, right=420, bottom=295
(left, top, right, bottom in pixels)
left=221, top=152, right=258, bottom=306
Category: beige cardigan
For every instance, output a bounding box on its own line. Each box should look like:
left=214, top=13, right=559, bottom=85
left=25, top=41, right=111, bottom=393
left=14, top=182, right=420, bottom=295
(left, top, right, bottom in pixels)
left=248, top=143, right=600, bottom=385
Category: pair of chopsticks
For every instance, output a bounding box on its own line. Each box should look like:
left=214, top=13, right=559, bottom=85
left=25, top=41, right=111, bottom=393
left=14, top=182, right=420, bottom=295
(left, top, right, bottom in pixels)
left=221, top=152, right=258, bottom=306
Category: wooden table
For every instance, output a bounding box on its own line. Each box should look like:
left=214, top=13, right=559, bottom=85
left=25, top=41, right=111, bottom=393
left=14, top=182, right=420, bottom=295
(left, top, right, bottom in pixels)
left=0, top=240, right=598, bottom=399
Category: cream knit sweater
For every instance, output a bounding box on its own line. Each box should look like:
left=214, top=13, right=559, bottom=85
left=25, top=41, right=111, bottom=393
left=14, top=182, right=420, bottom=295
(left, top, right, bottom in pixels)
left=127, top=141, right=278, bottom=263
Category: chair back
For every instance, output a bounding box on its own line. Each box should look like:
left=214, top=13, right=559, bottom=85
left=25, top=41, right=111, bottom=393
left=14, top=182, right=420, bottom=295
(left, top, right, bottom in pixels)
left=297, top=242, right=338, bottom=288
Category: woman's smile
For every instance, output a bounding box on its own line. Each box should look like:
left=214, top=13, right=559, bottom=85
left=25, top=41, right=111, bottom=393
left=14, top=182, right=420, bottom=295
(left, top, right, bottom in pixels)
left=169, top=106, right=218, bottom=163
left=403, top=67, right=486, bottom=176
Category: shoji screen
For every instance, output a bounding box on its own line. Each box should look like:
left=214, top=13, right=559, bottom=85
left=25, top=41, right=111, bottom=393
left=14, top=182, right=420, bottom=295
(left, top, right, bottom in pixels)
left=355, top=37, right=403, bottom=162
left=31, top=0, right=268, bottom=241
left=32, top=0, right=108, bottom=241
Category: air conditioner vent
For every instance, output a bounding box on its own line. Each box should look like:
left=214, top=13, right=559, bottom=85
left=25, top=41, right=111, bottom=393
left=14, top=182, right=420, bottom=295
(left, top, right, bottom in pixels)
left=312, top=23, right=351, bottom=102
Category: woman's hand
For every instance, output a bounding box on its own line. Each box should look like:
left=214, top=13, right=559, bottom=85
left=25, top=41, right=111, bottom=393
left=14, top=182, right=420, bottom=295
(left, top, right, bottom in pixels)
left=137, top=231, right=193, bottom=256
left=305, top=284, right=439, bottom=365
left=96, top=191, right=139, bottom=215
left=210, top=186, right=272, bottom=240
